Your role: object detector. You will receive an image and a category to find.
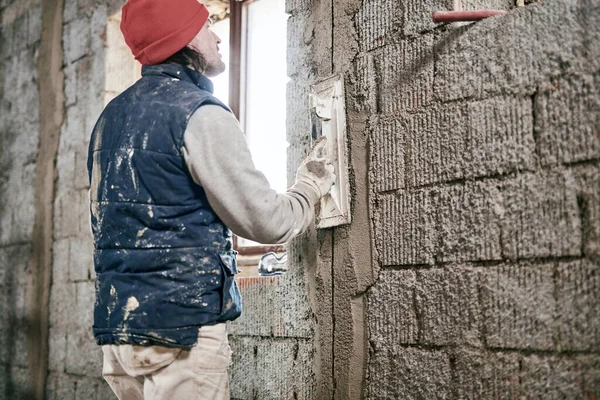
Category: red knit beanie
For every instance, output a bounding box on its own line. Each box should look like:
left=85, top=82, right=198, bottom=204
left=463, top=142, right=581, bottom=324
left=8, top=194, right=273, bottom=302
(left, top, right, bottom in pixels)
left=120, top=0, right=210, bottom=65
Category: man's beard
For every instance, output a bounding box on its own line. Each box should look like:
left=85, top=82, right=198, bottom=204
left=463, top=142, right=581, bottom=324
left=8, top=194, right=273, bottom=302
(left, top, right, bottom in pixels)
left=203, top=58, right=226, bottom=77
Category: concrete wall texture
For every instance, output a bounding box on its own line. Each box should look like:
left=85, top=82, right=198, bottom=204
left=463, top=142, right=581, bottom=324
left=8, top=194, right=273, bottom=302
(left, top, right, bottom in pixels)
left=0, top=0, right=598, bottom=399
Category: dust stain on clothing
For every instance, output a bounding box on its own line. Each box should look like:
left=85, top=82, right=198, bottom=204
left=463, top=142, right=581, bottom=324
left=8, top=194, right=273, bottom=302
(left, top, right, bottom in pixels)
left=123, top=296, right=139, bottom=321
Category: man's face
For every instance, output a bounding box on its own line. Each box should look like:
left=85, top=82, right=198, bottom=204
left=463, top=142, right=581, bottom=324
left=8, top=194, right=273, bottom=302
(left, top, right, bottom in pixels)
left=189, top=20, right=226, bottom=77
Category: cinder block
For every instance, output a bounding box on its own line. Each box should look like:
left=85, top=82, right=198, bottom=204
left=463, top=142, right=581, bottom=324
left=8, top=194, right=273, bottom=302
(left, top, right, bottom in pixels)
left=402, top=0, right=453, bottom=36
left=480, top=263, right=555, bottom=350
left=461, top=0, right=513, bottom=10
left=375, top=190, right=436, bottom=266
left=453, top=349, right=522, bottom=399
left=11, top=15, right=27, bottom=53
left=404, top=104, right=466, bottom=188
left=64, top=17, right=91, bottom=64
left=54, top=190, right=81, bottom=240
left=434, top=3, right=583, bottom=101
left=466, top=96, right=535, bottom=178
left=415, top=267, right=481, bottom=346
left=74, top=145, right=90, bottom=190
left=228, top=277, right=285, bottom=337
left=65, top=282, right=101, bottom=377
left=371, top=119, right=405, bottom=193
left=355, top=0, right=398, bottom=51
left=285, top=0, right=311, bottom=14
left=74, top=376, right=100, bottom=400
left=26, top=6, right=41, bottom=46
left=555, top=260, right=600, bottom=351
left=574, top=166, right=600, bottom=260
left=520, top=355, right=584, bottom=397
left=366, top=347, right=451, bottom=399
left=535, top=74, right=600, bottom=166
left=501, top=171, right=582, bottom=260
left=10, top=366, right=33, bottom=398
left=96, top=380, right=116, bottom=400
left=63, top=0, right=78, bottom=24
left=350, top=53, right=377, bottom=113
left=229, top=337, right=315, bottom=400
left=64, top=63, right=78, bottom=107
left=69, top=235, right=94, bottom=282
left=378, top=35, right=434, bottom=114
left=368, top=269, right=417, bottom=347
left=46, top=372, right=76, bottom=400
left=286, top=11, right=315, bottom=79
left=437, top=181, right=502, bottom=262
left=48, top=326, right=67, bottom=373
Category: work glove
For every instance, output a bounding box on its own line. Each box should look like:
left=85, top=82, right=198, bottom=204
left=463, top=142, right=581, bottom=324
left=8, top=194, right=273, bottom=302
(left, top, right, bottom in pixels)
left=295, top=136, right=336, bottom=204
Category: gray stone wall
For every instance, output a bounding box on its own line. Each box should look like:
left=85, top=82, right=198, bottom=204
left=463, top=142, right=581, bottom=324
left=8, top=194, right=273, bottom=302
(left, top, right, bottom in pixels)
left=0, top=0, right=42, bottom=397
left=361, top=0, right=600, bottom=398
left=46, top=0, right=118, bottom=398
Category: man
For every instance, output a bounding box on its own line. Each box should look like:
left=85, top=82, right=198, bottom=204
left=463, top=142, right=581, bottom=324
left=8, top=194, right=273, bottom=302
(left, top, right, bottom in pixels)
left=87, top=0, right=335, bottom=399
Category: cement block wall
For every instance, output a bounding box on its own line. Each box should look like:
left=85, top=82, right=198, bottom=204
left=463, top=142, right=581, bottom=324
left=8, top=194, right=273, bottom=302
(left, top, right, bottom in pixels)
left=0, top=0, right=42, bottom=397
left=358, top=0, right=600, bottom=398
left=1, top=0, right=599, bottom=399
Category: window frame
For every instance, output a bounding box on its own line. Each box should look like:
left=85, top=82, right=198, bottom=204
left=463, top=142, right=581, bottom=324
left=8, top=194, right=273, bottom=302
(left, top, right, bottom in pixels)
left=227, top=0, right=286, bottom=257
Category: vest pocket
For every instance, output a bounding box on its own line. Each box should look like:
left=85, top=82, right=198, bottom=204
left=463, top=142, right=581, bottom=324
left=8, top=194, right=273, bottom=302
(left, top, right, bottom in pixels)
left=218, top=252, right=242, bottom=318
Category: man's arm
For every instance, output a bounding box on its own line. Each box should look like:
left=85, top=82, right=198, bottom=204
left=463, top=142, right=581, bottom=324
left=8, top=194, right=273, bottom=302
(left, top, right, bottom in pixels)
left=182, top=104, right=327, bottom=244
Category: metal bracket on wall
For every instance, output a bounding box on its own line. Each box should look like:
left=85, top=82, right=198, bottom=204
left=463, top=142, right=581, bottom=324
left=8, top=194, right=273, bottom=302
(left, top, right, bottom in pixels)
left=309, top=75, right=351, bottom=229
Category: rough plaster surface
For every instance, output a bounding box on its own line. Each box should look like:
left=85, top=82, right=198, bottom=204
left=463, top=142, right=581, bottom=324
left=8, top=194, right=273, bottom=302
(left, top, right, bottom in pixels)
left=363, top=0, right=600, bottom=398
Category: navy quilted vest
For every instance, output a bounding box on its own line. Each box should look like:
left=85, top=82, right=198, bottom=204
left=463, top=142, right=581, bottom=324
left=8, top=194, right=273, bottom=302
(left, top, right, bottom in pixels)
left=87, top=64, right=242, bottom=347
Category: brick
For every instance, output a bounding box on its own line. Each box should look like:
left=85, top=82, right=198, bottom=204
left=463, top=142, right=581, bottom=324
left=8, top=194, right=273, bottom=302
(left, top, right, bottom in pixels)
left=480, top=263, right=555, bottom=350
left=555, top=260, right=600, bottom=351
left=535, top=74, right=600, bottom=166
left=375, top=190, right=436, bottom=266
left=416, top=267, right=481, bottom=346
left=229, top=337, right=315, bottom=400
left=371, top=119, right=405, bottom=193
left=437, top=182, right=502, bottom=262
left=65, top=282, right=101, bottom=377
left=368, top=270, right=417, bottom=347
left=453, top=349, right=522, bottom=399
left=64, top=17, right=91, bottom=64
left=501, top=171, right=582, bottom=260
left=366, top=347, right=451, bottom=400
left=434, top=2, right=584, bottom=101
left=378, top=35, right=434, bottom=114
left=404, top=104, right=466, bottom=188
left=466, top=96, right=535, bottom=178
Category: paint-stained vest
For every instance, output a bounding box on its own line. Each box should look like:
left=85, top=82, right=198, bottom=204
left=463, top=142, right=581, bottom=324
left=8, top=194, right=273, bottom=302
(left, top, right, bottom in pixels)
left=87, top=64, right=242, bottom=347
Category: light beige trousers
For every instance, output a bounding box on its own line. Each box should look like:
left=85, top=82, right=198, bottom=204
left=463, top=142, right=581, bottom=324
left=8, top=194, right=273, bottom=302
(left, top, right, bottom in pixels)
left=102, top=323, right=231, bottom=400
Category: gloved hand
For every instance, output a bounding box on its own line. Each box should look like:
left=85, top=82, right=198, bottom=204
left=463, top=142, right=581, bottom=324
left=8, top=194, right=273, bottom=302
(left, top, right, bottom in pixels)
left=295, top=136, right=336, bottom=202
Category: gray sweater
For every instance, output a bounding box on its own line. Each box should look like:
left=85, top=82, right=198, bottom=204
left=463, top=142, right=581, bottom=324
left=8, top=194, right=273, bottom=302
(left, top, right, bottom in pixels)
left=182, top=105, right=319, bottom=245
